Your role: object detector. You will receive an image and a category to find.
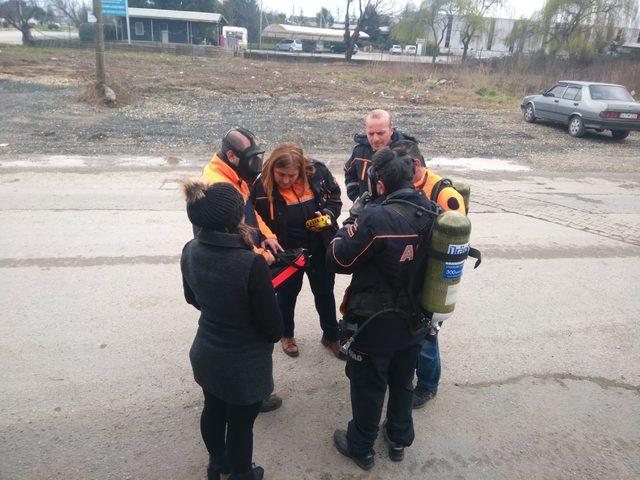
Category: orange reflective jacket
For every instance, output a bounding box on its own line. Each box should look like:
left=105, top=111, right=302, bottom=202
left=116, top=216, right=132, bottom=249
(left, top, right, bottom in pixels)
left=414, top=169, right=466, bottom=215
left=201, top=155, right=276, bottom=261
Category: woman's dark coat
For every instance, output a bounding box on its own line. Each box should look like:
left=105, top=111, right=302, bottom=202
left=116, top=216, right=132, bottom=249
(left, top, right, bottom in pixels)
left=181, top=229, right=282, bottom=405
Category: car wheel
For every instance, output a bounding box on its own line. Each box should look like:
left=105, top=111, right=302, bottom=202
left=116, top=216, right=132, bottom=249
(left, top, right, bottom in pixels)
left=611, top=130, right=630, bottom=140
left=568, top=115, right=585, bottom=138
left=523, top=103, right=536, bottom=123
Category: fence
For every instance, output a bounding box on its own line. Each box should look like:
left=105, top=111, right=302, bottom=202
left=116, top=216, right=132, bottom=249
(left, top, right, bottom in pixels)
left=32, top=38, right=235, bottom=58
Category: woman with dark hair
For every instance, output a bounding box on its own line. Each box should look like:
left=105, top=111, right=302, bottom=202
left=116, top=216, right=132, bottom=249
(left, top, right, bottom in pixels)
left=251, top=142, right=342, bottom=358
left=180, top=179, right=282, bottom=480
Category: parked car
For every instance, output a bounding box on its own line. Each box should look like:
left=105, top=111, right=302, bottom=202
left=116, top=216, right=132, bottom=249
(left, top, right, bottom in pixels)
left=329, top=43, right=359, bottom=54
left=389, top=44, right=402, bottom=55
left=404, top=45, right=417, bottom=55
left=275, top=39, right=303, bottom=52
left=521, top=81, right=640, bottom=139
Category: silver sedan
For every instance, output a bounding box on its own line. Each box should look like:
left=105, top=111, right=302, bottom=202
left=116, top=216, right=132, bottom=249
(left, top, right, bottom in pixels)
left=521, top=81, right=640, bottom=140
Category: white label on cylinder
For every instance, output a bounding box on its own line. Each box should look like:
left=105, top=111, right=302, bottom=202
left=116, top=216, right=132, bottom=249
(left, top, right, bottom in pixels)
left=445, top=283, right=459, bottom=306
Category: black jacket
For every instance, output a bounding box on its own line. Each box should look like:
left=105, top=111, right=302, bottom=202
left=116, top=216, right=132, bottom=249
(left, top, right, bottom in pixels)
left=181, top=229, right=283, bottom=405
left=327, top=188, right=438, bottom=352
left=344, top=130, right=418, bottom=201
left=251, top=159, right=342, bottom=251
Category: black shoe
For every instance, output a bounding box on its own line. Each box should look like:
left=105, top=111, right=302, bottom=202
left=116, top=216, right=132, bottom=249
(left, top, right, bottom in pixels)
left=229, top=464, right=264, bottom=480
left=382, top=422, right=405, bottom=462
left=412, top=385, right=437, bottom=409
left=332, top=429, right=375, bottom=471
left=260, top=393, right=282, bottom=413
left=207, top=455, right=230, bottom=480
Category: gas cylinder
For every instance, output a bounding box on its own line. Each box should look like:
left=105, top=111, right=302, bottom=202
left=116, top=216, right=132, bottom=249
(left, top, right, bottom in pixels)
left=452, top=181, right=471, bottom=214
left=420, top=211, right=471, bottom=320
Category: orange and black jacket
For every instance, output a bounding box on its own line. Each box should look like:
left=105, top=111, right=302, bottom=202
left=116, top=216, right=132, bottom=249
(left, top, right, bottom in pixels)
left=414, top=169, right=466, bottom=215
left=200, top=154, right=276, bottom=260
left=344, top=130, right=417, bottom=202
left=251, top=159, right=342, bottom=251
left=327, top=188, right=438, bottom=351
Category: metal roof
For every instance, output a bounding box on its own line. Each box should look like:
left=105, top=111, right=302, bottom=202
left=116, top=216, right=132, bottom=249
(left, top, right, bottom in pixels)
left=127, top=8, right=226, bottom=23
left=262, top=24, right=369, bottom=42
left=559, top=80, right=624, bottom=87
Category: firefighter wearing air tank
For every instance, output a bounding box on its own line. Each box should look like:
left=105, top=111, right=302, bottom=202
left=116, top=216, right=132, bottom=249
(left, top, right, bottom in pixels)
left=391, top=139, right=467, bottom=409
left=327, top=148, right=440, bottom=471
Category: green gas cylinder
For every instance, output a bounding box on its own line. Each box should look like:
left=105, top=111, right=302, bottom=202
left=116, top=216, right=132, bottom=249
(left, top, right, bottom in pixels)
left=452, top=181, right=470, bottom=214
left=420, top=211, right=472, bottom=316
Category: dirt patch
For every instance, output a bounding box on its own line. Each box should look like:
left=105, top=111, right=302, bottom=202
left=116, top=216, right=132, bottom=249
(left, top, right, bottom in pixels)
left=1, top=46, right=639, bottom=173
left=76, top=79, right=137, bottom=108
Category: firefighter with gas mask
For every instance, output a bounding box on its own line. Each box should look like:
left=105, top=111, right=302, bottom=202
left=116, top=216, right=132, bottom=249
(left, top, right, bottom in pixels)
left=327, top=148, right=440, bottom=470
left=200, top=127, right=284, bottom=266
left=200, top=127, right=284, bottom=414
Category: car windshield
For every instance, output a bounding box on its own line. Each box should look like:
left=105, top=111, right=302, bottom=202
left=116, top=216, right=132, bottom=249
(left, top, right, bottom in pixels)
left=589, top=85, right=634, bottom=102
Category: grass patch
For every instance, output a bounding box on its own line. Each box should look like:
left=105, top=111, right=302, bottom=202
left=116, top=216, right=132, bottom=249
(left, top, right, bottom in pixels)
left=475, top=87, right=498, bottom=97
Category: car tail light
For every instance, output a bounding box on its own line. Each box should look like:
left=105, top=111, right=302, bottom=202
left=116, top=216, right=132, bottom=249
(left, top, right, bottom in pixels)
left=601, top=111, right=619, bottom=119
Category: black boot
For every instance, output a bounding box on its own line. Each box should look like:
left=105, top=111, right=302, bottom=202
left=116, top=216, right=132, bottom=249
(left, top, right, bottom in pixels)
left=207, top=455, right=230, bottom=480
left=260, top=394, right=282, bottom=413
left=229, top=464, right=264, bottom=480
left=332, top=429, right=375, bottom=471
left=382, top=421, right=405, bottom=462
left=412, top=385, right=437, bottom=409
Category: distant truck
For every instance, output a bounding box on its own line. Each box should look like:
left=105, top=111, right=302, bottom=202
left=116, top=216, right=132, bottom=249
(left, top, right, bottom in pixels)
left=222, top=26, right=248, bottom=50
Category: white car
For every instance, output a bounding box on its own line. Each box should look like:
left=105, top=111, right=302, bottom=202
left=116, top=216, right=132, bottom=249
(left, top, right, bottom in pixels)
left=275, top=39, right=302, bottom=52
left=389, top=44, right=402, bottom=55
left=404, top=45, right=417, bottom=55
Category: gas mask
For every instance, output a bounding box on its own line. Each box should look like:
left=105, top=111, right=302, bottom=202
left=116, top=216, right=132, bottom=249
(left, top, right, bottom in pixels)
left=221, top=127, right=265, bottom=183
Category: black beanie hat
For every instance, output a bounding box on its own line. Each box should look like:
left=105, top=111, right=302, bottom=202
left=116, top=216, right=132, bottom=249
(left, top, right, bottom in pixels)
left=182, top=178, right=244, bottom=231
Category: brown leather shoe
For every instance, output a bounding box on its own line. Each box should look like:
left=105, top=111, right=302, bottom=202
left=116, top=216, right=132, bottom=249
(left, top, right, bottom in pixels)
left=321, top=337, right=344, bottom=359
left=281, top=337, right=299, bottom=357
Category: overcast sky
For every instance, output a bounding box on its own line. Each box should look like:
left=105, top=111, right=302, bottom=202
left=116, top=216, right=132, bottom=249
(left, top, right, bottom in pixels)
left=260, top=0, right=548, bottom=20
left=261, top=0, right=640, bottom=24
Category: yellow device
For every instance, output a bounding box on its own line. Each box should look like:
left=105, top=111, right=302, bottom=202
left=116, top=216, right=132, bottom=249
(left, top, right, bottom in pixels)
left=305, top=215, right=332, bottom=230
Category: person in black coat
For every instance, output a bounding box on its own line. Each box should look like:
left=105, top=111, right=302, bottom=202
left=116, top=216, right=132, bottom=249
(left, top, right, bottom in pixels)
left=251, top=142, right=343, bottom=358
left=180, top=179, right=283, bottom=480
left=344, top=109, right=417, bottom=201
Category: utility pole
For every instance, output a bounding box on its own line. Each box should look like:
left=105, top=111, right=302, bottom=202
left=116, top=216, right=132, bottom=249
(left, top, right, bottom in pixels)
left=259, top=0, right=263, bottom=50
left=92, top=0, right=106, bottom=90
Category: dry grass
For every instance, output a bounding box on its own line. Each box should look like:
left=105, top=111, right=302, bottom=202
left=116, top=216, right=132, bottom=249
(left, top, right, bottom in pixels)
left=1, top=45, right=638, bottom=110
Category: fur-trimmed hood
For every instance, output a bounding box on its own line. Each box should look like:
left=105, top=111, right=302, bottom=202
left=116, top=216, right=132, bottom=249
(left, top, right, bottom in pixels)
left=182, top=177, right=209, bottom=205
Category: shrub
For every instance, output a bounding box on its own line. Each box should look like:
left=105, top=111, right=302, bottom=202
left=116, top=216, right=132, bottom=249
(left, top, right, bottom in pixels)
left=78, top=23, right=116, bottom=43
left=423, top=42, right=440, bottom=57
left=79, top=23, right=94, bottom=43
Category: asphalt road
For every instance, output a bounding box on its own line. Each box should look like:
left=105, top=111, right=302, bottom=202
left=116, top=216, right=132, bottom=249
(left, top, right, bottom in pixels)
left=1, top=156, right=639, bottom=480
left=0, top=29, right=78, bottom=45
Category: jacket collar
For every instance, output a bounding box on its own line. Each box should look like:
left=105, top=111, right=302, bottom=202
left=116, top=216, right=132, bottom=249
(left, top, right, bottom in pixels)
left=197, top=229, right=251, bottom=249
left=210, top=155, right=248, bottom=192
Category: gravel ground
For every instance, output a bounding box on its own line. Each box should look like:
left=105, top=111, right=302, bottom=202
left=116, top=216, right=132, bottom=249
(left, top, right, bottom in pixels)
left=1, top=47, right=639, bottom=173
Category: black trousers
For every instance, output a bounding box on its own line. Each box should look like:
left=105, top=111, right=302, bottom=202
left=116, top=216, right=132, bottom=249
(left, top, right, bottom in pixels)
left=200, top=389, right=262, bottom=475
left=345, top=342, right=422, bottom=456
left=276, top=248, right=339, bottom=341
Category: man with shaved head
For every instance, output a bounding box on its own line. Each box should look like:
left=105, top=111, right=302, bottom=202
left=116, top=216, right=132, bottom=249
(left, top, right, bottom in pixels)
left=200, top=127, right=285, bottom=413
left=344, top=110, right=417, bottom=201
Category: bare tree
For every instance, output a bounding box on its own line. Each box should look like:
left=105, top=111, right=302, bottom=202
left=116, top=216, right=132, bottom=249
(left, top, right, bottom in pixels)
left=342, top=0, right=384, bottom=61
left=424, top=0, right=457, bottom=63
left=0, top=0, right=47, bottom=45
left=50, top=0, right=88, bottom=28
left=457, top=0, right=501, bottom=61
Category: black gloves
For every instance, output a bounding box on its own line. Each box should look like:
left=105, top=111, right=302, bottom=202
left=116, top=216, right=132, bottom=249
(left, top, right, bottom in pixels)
left=343, top=191, right=372, bottom=226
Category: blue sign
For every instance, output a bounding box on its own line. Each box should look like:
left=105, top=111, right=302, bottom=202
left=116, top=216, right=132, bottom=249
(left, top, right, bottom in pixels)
left=102, top=0, right=127, bottom=16
left=442, top=243, right=469, bottom=280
